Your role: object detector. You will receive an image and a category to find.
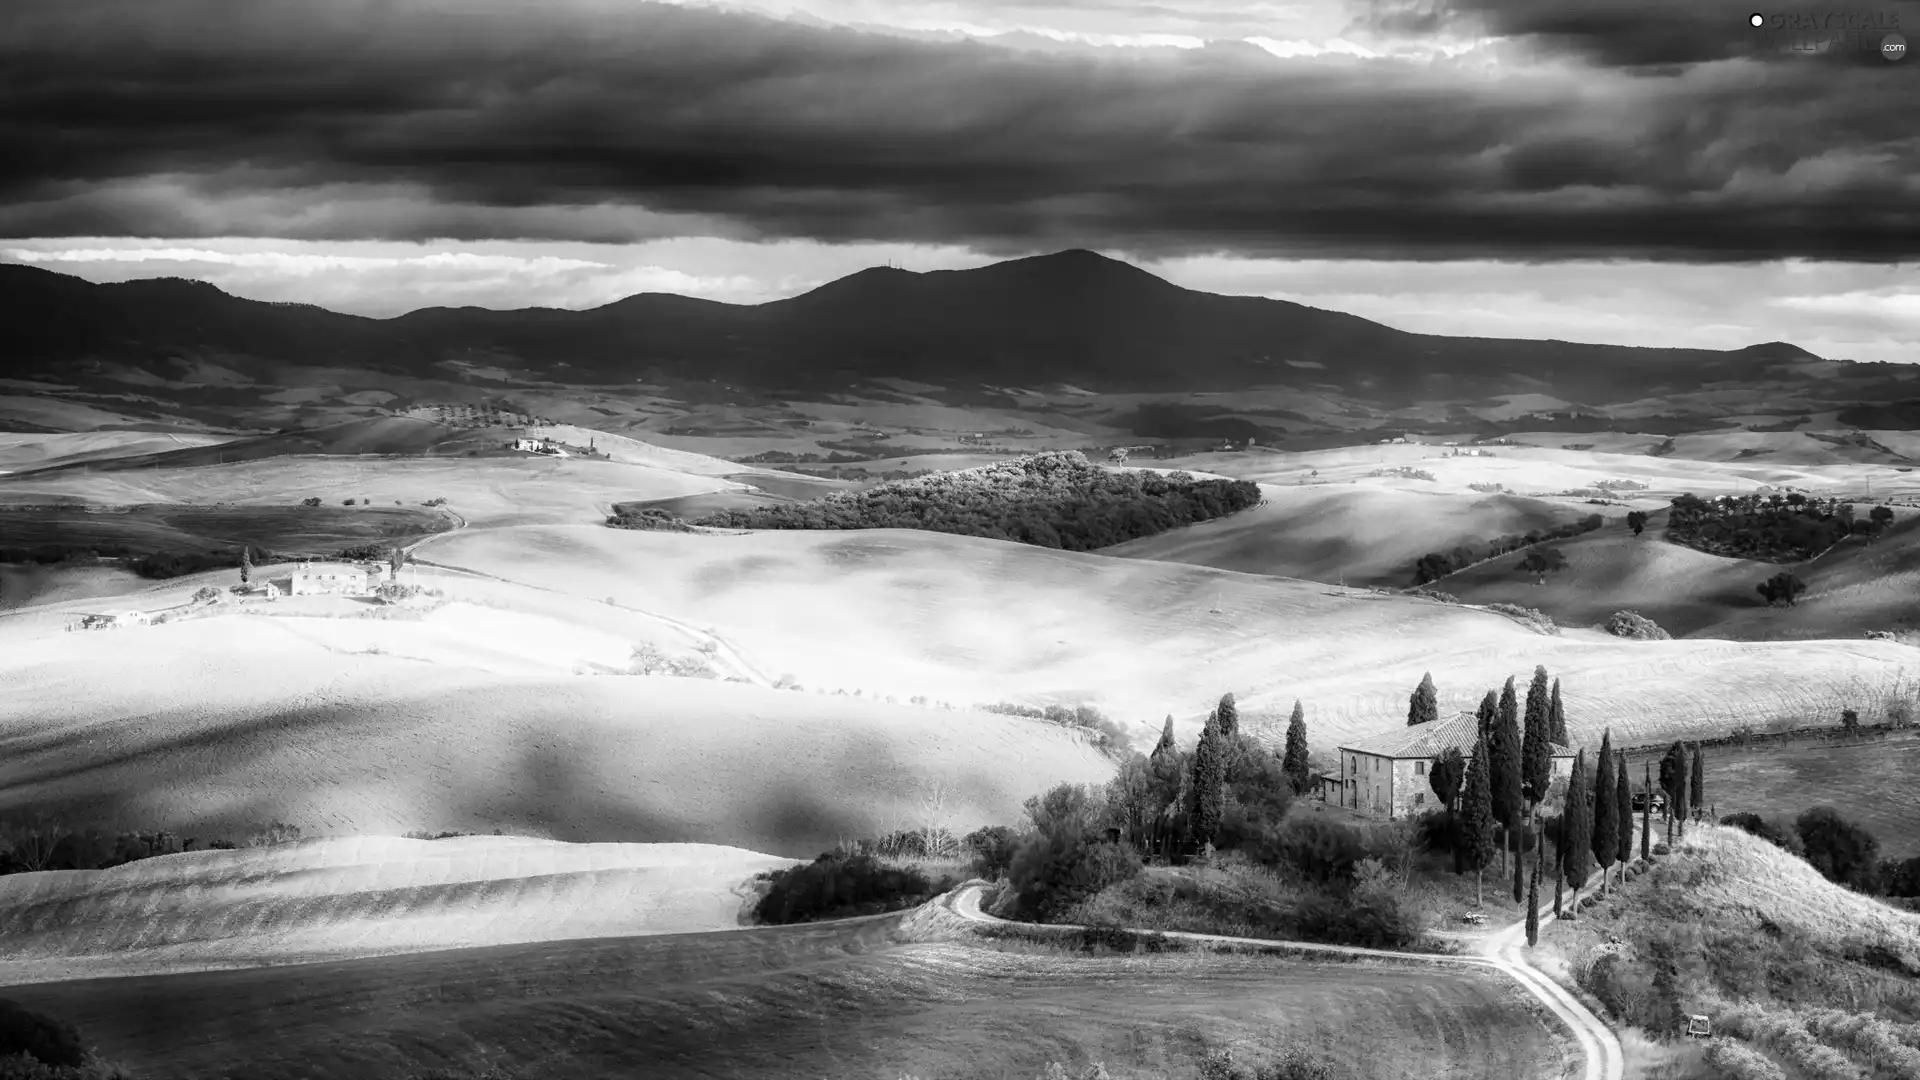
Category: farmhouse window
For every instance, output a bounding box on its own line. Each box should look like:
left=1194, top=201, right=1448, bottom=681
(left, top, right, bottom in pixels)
left=1415, top=761, right=1426, bottom=775
left=1414, top=793, right=1424, bottom=806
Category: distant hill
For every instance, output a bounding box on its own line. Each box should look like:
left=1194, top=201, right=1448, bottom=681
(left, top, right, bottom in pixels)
left=2, top=253, right=1898, bottom=411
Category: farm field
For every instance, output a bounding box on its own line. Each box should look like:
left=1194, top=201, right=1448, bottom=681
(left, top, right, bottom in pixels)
left=0, top=591, right=1115, bottom=859
left=3, top=911, right=1560, bottom=1080
left=0, top=836, right=796, bottom=985
left=421, top=523, right=1920, bottom=754
left=0, top=453, right=747, bottom=527
left=1104, top=484, right=1596, bottom=588
left=1439, top=510, right=1920, bottom=640
left=0, top=431, right=238, bottom=471
left=0, top=502, right=453, bottom=559
left=1622, top=732, right=1920, bottom=859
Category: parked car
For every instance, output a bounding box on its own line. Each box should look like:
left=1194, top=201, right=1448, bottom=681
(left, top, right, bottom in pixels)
left=1631, top=791, right=1668, bottom=813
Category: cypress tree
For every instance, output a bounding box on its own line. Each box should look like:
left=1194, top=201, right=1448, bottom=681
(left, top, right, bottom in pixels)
left=1281, top=700, right=1311, bottom=795
left=240, top=546, right=252, bottom=585
left=1188, top=712, right=1227, bottom=851
left=1430, top=747, right=1466, bottom=874
left=1690, top=743, right=1705, bottom=814
left=1616, top=750, right=1634, bottom=870
left=1640, top=762, right=1653, bottom=861
left=1154, top=715, right=1176, bottom=758
left=1673, top=742, right=1690, bottom=839
left=1460, top=734, right=1498, bottom=907
left=1512, top=826, right=1525, bottom=903
left=1214, top=693, right=1239, bottom=739
left=1476, top=689, right=1498, bottom=741
left=1563, top=750, right=1593, bottom=919
left=1592, top=730, right=1618, bottom=897
left=1525, top=824, right=1542, bottom=947
left=1553, top=815, right=1566, bottom=918
left=1407, top=672, right=1438, bottom=726
left=1489, top=677, right=1524, bottom=874
left=1548, top=678, right=1568, bottom=745
left=1519, top=665, right=1553, bottom=887
left=1659, top=742, right=1684, bottom=843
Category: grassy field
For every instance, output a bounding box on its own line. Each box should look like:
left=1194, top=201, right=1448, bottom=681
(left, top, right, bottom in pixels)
left=1622, top=730, right=1920, bottom=858
left=1529, top=825, right=1920, bottom=1080
left=0, top=502, right=453, bottom=558
left=421, top=522, right=1920, bottom=756
left=0, top=836, right=798, bottom=985
left=0, top=431, right=237, bottom=471
left=1440, top=509, right=1920, bottom=640
left=4, top=909, right=1560, bottom=1080
left=1104, top=484, right=1597, bottom=588
left=0, top=578, right=1116, bottom=859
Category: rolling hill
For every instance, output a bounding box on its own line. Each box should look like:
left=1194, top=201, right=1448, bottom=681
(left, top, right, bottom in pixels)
left=418, top=523, right=1919, bottom=753
left=1440, top=508, right=1920, bottom=640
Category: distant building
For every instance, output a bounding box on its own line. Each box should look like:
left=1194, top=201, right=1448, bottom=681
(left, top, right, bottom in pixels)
left=1335, top=711, right=1575, bottom=819
left=285, top=561, right=374, bottom=597
left=509, top=438, right=568, bottom=457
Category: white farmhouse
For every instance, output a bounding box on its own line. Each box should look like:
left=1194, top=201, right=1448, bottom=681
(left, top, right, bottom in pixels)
left=285, top=561, right=375, bottom=596
left=1335, top=710, right=1575, bottom=819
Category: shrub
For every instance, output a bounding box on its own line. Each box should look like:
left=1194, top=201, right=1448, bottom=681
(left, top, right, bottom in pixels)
left=245, top=822, right=303, bottom=848
left=1292, top=857, right=1424, bottom=948
left=1604, top=610, right=1670, bottom=640
left=753, top=851, right=946, bottom=924
left=1718, top=813, right=1805, bottom=857
left=1254, top=815, right=1369, bottom=885
left=1485, top=603, right=1559, bottom=635
left=1795, top=806, right=1880, bottom=892
left=1004, top=830, right=1142, bottom=921
left=1702, top=1039, right=1787, bottom=1080
left=191, top=585, right=221, bottom=603
left=343, top=498, right=356, bottom=506
left=0, top=1056, right=137, bottom=1080
left=0, top=1002, right=84, bottom=1069
left=962, top=825, right=1019, bottom=879
left=300, top=497, right=322, bottom=507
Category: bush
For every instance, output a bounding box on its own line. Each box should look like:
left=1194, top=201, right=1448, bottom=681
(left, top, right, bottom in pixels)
left=0, top=1002, right=84, bottom=1069
left=1702, top=1041, right=1787, bottom=1080
left=191, top=585, right=221, bottom=603
left=1254, top=816, right=1369, bottom=885
left=1485, top=603, right=1559, bottom=635
left=245, top=822, right=303, bottom=848
left=300, top=497, right=322, bottom=507
left=1004, top=830, right=1142, bottom=921
left=963, top=825, right=1020, bottom=880
left=0, top=1057, right=137, bottom=1080
left=1718, top=813, right=1805, bottom=857
left=1795, top=806, right=1880, bottom=892
left=1604, top=610, right=1671, bottom=640
left=1292, top=857, right=1423, bottom=948
left=753, top=852, right=943, bottom=924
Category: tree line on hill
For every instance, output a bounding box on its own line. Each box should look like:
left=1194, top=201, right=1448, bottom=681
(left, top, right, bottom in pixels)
left=1664, top=492, right=1894, bottom=562
left=690, top=451, right=1262, bottom=551
left=1411, top=513, right=1605, bottom=585
left=1720, top=805, right=1920, bottom=902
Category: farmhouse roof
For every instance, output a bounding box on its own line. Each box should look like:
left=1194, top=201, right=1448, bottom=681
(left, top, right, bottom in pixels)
left=1339, top=711, right=1575, bottom=760
left=289, top=561, right=376, bottom=575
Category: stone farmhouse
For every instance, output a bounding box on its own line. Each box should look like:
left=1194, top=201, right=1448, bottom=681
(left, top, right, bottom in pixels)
left=78, top=610, right=149, bottom=630
left=283, top=561, right=375, bottom=597
left=1333, top=710, right=1575, bottom=819
left=509, top=438, right=568, bottom=457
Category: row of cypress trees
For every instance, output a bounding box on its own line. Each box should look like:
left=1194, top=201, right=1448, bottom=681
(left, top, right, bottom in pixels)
left=1413, top=667, right=1708, bottom=946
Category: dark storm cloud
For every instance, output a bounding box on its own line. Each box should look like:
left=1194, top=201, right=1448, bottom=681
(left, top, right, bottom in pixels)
left=2, top=0, right=1915, bottom=260
left=1351, top=0, right=1912, bottom=67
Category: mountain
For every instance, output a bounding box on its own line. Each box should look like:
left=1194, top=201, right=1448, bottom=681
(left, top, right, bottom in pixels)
left=0, top=251, right=1900, bottom=410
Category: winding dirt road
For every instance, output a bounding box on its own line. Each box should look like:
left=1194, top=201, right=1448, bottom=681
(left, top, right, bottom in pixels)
left=946, top=880, right=1623, bottom=1080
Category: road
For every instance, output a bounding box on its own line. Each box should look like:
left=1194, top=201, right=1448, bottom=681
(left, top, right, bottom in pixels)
left=945, top=879, right=1624, bottom=1080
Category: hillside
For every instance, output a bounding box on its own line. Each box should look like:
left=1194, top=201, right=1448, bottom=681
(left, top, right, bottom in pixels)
left=1104, top=484, right=1592, bottom=587
left=0, top=255, right=1891, bottom=410
left=1440, top=509, right=1920, bottom=640
left=1538, top=825, right=1920, bottom=1079
left=0, top=836, right=796, bottom=985
left=421, top=523, right=1920, bottom=753
left=0, top=583, right=1116, bottom=860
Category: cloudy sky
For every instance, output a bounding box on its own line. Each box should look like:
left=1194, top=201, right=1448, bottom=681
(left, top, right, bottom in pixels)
left=4, top=0, right=1916, bottom=363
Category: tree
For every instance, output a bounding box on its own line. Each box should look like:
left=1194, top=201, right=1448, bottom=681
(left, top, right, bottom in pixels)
left=1490, top=676, right=1524, bottom=874
left=1690, top=743, right=1704, bottom=815
left=1562, top=750, right=1593, bottom=918
left=1213, top=693, right=1239, bottom=739
left=1187, top=713, right=1227, bottom=852
left=1870, top=504, right=1895, bottom=535
left=1796, top=806, right=1880, bottom=892
left=1153, top=715, right=1175, bottom=758
left=1757, top=571, right=1807, bottom=607
left=1592, top=731, right=1618, bottom=897
left=1407, top=672, right=1439, bottom=727
left=1673, top=743, right=1691, bottom=839
left=1616, top=750, right=1634, bottom=870
left=1430, top=746, right=1466, bottom=874
left=1459, top=734, right=1498, bottom=907
left=1475, top=689, right=1499, bottom=741
left=1659, top=742, right=1686, bottom=842
left=1548, top=678, right=1568, bottom=745
left=1520, top=666, right=1553, bottom=837
left=1640, top=762, right=1653, bottom=861
left=1525, top=824, right=1542, bottom=947
left=1626, top=510, right=1648, bottom=536
left=1281, top=700, right=1311, bottom=795
left=1147, top=723, right=1183, bottom=859
left=389, top=546, right=405, bottom=581
left=240, top=545, right=252, bottom=585
left=1107, top=447, right=1129, bottom=465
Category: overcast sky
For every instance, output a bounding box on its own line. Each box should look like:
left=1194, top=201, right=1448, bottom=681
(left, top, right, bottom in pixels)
left=4, top=0, right=1916, bottom=363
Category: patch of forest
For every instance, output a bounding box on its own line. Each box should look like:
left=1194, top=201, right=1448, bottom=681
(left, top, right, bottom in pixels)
left=691, top=451, right=1262, bottom=550
left=1665, top=492, right=1892, bottom=562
